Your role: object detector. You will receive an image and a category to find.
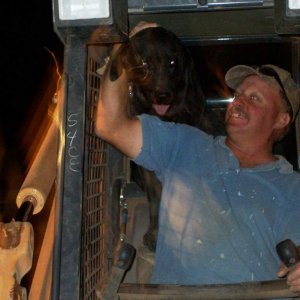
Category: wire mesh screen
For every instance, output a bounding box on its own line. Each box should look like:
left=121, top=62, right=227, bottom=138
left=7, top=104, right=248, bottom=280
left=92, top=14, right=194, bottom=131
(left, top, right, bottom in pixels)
left=81, top=46, right=123, bottom=300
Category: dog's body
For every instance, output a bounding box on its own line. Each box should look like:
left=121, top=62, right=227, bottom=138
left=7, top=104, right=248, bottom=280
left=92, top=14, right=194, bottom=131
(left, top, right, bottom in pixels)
left=110, top=27, right=209, bottom=251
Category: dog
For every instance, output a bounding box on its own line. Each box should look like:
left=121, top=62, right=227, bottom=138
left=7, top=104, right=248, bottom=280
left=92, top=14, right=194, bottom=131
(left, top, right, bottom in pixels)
left=108, top=26, right=210, bottom=252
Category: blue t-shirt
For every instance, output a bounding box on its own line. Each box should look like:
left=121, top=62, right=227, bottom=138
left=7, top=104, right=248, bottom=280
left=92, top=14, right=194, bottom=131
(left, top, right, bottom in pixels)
left=134, top=114, right=300, bottom=285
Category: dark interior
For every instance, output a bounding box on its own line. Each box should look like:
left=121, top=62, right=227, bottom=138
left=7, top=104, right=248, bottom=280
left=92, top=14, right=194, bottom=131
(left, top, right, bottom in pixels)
left=186, top=39, right=299, bottom=170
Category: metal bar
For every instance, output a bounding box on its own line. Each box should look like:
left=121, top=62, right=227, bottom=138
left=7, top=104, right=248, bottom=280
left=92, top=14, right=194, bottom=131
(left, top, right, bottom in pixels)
left=15, top=200, right=35, bottom=222
left=52, top=35, right=86, bottom=300
left=117, top=280, right=297, bottom=299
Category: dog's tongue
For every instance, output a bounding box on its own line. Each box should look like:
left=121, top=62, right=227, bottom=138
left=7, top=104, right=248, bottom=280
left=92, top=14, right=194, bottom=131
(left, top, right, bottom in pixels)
left=153, top=104, right=170, bottom=116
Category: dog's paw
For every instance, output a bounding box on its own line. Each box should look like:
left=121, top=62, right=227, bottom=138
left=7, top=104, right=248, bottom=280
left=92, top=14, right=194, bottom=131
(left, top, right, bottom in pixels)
left=143, top=230, right=158, bottom=252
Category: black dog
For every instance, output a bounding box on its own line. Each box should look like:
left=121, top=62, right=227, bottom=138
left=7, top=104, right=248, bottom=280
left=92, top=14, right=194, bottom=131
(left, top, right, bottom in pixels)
left=109, top=26, right=209, bottom=251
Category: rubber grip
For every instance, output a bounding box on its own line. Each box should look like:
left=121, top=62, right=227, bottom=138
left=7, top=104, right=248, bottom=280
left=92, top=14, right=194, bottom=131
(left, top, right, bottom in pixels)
left=276, top=239, right=300, bottom=267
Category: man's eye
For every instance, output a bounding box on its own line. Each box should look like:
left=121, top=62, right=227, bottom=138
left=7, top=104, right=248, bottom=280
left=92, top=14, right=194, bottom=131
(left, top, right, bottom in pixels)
left=249, top=95, right=259, bottom=102
left=234, top=91, right=241, bottom=98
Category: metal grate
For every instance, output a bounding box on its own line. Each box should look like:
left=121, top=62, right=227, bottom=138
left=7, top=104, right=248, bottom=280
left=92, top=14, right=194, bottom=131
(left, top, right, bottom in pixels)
left=81, top=45, right=124, bottom=299
left=81, top=51, right=109, bottom=300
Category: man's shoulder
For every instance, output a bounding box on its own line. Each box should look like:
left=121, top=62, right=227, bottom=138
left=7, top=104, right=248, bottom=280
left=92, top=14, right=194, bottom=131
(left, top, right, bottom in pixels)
left=140, top=113, right=212, bottom=137
left=288, top=168, right=300, bottom=184
left=275, top=164, right=300, bottom=195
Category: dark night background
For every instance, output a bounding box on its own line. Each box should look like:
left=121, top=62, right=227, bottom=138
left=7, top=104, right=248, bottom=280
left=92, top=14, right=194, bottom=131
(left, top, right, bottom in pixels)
left=0, top=0, right=64, bottom=292
left=1, top=0, right=63, bottom=220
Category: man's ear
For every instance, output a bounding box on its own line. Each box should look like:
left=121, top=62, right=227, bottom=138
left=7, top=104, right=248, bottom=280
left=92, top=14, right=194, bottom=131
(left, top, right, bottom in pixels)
left=274, top=112, right=291, bottom=129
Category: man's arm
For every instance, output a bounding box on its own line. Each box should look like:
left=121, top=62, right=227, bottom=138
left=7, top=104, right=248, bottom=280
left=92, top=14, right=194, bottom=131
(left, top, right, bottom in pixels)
left=95, top=54, right=142, bottom=159
left=95, top=22, right=158, bottom=158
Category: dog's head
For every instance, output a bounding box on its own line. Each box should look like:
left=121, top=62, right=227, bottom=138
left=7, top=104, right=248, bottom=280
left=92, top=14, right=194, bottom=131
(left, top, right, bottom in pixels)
left=111, top=26, right=206, bottom=127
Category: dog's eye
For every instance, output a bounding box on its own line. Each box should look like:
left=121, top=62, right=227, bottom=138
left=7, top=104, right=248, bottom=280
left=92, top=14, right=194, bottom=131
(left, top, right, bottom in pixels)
left=142, top=60, right=149, bottom=68
left=169, top=59, right=177, bottom=72
left=168, top=59, right=177, bottom=74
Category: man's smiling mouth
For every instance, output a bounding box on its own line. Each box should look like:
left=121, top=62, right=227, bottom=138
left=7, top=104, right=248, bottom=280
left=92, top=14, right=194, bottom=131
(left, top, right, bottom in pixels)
left=228, top=105, right=248, bottom=120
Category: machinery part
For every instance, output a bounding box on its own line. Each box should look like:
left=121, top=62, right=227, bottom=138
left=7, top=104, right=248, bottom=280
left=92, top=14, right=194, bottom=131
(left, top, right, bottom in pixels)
left=96, top=242, right=136, bottom=300
left=15, top=198, right=35, bottom=222
left=117, top=279, right=298, bottom=299
left=114, top=242, right=136, bottom=270
left=114, top=240, right=300, bottom=299
left=0, top=221, right=34, bottom=300
left=16, top=120, right=58, bottom=215
left=276, top=239, right=300, bottom=268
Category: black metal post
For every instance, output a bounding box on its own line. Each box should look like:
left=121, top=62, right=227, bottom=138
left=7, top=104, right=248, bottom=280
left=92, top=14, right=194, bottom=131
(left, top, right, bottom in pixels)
left=52, top=35, right=86, bottom=300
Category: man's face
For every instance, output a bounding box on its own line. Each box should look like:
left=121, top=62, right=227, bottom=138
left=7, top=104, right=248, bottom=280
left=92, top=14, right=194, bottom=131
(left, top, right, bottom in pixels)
left=225, top=75, right=285, bottom=143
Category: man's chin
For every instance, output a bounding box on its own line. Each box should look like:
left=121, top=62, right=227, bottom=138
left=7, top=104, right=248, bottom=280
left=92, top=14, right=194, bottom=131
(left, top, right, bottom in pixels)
left=225, top=122, right=251, bottom=138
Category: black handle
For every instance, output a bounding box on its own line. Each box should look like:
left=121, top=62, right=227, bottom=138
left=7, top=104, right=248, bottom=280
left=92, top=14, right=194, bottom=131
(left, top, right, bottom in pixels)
left=15, top=198, right=35, bottom=222
left=114, top=241, right=136, bottom=270
left=276, top=239, right=300, bottom=268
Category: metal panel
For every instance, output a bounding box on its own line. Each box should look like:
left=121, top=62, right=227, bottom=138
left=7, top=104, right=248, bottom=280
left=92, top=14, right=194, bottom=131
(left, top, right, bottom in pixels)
left=143, top=0, right=263, bottom=10
left=52, top=0, right=128, bottom=44
left=80, top=45, right=124, bottom=299
left=128, top=0, right=271, bottom=12
left=53, top=36, right=86, bottom=300
left=274, top=0, right=300, bottom=34
left=128, top=8, right=277, bottom=40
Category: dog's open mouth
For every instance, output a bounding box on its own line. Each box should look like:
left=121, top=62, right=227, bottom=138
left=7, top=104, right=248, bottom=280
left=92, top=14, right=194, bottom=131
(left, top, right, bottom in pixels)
left=152, top=104, right=170, bottom=116
left=149, top=92, right=172, bottom=116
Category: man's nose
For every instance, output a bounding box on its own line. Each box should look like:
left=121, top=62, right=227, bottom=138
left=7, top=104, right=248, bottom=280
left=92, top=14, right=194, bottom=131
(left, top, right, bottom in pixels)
left=233, top=93, right=246, bottom=104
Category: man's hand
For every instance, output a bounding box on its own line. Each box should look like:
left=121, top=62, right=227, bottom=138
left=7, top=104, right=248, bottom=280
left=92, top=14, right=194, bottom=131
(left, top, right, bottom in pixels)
left=95, top=48, right=142, bottom=159
left=278, top=262, right=300, bottom=294
left=95, top=22, right=158, bottom=157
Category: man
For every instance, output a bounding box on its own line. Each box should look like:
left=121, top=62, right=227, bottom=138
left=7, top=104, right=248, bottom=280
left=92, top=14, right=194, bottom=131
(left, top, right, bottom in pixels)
left=95, top=29, right=300, bottom=294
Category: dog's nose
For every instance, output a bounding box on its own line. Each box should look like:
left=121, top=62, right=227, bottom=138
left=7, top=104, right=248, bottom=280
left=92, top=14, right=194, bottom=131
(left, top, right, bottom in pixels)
left=155, top=92, right=172, bottom=104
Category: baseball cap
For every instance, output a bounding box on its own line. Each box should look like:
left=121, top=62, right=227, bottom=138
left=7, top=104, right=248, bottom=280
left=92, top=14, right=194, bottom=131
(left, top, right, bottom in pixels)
left=225, top=64, right=300, bottom=122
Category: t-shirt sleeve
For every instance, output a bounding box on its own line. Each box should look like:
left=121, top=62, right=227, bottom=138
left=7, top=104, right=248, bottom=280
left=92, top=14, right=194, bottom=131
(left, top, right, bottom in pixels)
left=133, top=114, right=180, bottom=179
left=133, top=114, right=212, bottom=182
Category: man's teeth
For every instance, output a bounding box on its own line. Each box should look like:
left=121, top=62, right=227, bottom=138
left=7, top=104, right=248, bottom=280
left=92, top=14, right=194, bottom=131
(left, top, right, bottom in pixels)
left=230, top=106, right=247, bottom=119
left=232, top=112, right=242, bottom=118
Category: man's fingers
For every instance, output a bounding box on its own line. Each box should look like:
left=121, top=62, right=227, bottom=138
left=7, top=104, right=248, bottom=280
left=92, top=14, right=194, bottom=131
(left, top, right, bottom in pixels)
left=284, top=264, right=300, bottom=293
left=287, top=263, right=300, bottom=282
left=289, top=284, right=300, bottom=294
left=277, top=263, right=289, bottom=278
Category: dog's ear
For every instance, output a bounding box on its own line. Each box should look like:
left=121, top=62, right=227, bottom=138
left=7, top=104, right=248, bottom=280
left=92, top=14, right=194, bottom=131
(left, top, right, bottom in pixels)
left=109, top=43, right=129, bottom=81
